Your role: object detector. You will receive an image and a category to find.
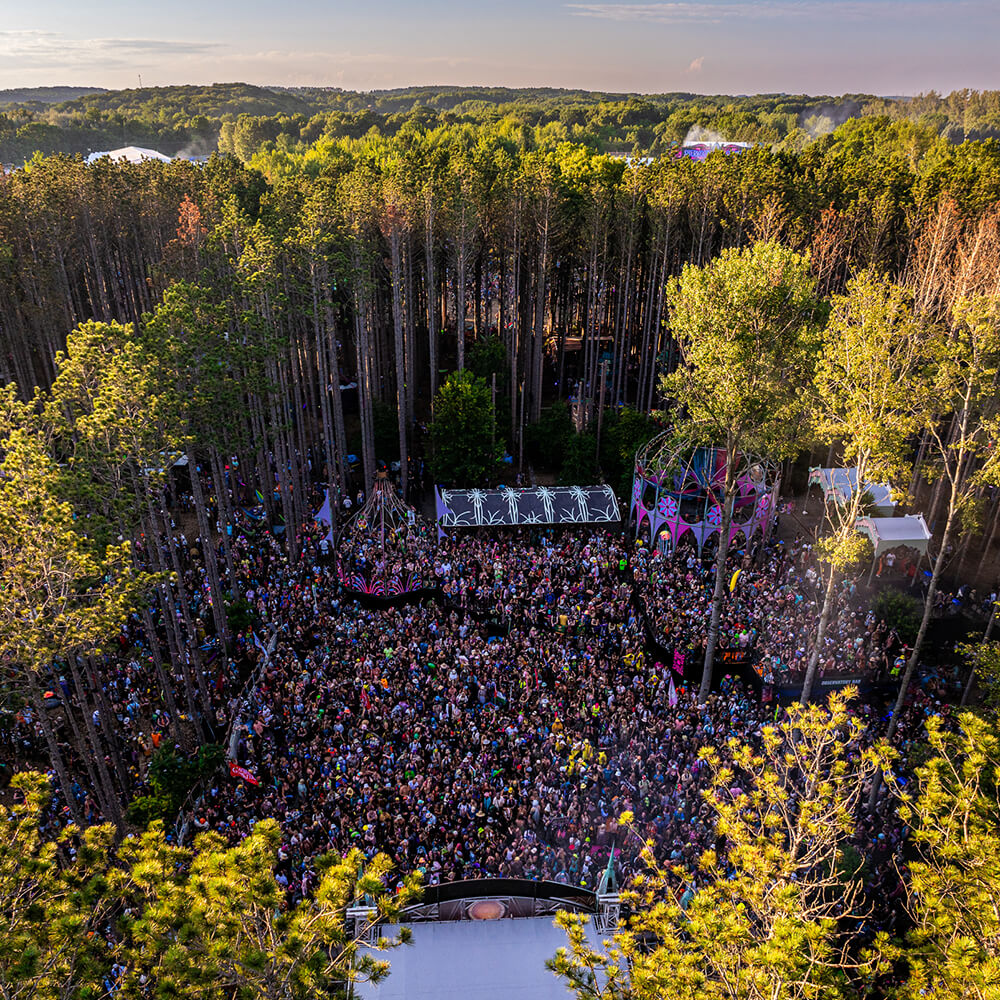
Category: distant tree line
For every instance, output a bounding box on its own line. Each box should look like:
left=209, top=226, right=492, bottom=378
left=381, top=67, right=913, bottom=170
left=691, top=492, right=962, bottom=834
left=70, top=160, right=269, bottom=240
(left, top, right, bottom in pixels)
left=5, top=83, right=1000, bottom=164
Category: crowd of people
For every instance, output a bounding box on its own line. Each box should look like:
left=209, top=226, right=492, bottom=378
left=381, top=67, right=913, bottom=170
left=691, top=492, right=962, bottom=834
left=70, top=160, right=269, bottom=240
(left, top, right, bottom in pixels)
left=5, top=482, right=970, bottom=941
left=635, top=537, right=908, bottom=688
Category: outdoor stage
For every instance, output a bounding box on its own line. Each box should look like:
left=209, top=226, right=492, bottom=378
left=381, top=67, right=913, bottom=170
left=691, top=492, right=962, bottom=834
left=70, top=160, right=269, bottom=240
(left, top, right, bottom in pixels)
left=358, top=916, right=593, bottom=1000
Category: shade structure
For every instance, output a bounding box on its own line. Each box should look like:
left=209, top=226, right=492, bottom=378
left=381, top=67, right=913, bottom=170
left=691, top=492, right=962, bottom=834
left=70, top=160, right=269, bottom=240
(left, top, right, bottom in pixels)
left=855, top=513, right=932, bottom=558
left=808, top=467, right=896, bottom=515
left=435, top=485, right=620, bottom=528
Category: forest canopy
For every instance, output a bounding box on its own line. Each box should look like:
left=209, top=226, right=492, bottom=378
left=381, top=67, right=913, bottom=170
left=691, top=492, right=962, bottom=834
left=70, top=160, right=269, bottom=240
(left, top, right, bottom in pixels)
left=4, top=83, right=1000, bottom=164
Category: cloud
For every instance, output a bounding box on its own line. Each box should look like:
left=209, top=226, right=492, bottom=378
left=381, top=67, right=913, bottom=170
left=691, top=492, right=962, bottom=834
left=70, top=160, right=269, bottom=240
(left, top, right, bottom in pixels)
left=686, top=56, right=704, bottom=73
left=241, top=49, right=476, bottom=68
left=0, top=30, right=479, bottom=87
left=0, top=30, right=222, bottom=71
left=565, top=0, right=987, bottom=24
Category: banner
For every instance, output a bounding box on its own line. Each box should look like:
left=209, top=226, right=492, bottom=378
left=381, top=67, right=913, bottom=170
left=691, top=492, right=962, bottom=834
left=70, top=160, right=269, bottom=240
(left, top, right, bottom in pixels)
left=229, top=761, right=259, bottom=786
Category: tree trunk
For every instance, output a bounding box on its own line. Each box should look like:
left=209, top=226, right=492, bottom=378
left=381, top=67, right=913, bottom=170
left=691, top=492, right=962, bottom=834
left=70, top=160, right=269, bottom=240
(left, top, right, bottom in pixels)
left=799, top=564, right=839, bottom=704
left=185, top=444, right=230, bottom=650
left=28, top=675, right=83, bottom=825
left=389, top=225, right=410, bottom=497
left=700, top=465, right=737, bottom=704
left=425, top=202, right=439, bottom=401
left=456, top=249, right=467, bottom=372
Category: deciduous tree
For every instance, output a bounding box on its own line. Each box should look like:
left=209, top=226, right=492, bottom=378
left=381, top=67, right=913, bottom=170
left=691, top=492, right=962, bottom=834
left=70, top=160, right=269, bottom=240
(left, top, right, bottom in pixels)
left=661, top=241, right=822, bottom=703
left=551, top=689, right=892, bottom=1000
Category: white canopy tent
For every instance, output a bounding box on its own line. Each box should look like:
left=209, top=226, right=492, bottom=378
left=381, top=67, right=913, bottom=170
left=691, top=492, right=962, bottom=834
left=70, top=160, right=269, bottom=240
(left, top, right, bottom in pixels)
left=856, top=513, right=932, bottom=558
left=85, top=146, right=172, bottom=165
left=808, top=467, right=897, bottom=515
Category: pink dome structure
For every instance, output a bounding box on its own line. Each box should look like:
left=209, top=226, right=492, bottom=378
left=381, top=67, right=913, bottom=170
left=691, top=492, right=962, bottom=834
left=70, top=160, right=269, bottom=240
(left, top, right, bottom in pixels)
left=630, top=433, right=777, bottom=553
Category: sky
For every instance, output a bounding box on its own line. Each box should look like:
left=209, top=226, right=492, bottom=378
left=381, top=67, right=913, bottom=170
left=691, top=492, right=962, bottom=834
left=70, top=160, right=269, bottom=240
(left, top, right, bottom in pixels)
left=0, top=0, right=997, bottom=96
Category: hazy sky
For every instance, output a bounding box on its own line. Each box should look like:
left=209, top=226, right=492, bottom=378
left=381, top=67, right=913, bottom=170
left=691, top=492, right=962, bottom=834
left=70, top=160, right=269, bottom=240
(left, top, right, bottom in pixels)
left=1, top=0, right=997, bottom=96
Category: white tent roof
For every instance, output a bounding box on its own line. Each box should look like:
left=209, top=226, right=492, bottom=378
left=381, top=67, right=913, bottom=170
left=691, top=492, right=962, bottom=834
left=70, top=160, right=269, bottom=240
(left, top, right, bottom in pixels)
left=358, top=917, right=588, bottom=1000
left=86, top=146, right=172, bottom=165
left=856, top=513, right=932, bottom=558
left=809, top=467, right=896, bottom=513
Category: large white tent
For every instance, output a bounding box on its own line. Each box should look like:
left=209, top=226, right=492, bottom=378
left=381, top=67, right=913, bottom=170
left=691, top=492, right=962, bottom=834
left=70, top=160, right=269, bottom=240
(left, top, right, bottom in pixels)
left=855, top=513, right=932, bottom=558
left=85, top=146, right=172, bottom=165
left=809, top=467, right=896, bottom=515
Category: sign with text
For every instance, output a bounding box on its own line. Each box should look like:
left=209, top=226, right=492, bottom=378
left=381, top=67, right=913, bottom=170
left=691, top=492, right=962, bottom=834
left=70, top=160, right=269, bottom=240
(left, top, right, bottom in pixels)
left=229, top=761, right=259, bottom=786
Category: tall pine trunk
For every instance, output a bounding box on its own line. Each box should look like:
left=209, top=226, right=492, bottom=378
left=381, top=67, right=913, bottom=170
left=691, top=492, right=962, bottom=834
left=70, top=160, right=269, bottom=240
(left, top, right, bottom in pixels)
left=700, top=463, right=737, bottom=704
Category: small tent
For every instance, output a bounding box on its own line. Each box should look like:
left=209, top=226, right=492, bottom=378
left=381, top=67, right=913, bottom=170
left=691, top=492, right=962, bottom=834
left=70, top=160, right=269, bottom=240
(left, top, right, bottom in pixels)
left=855, top=513, right=932, bottom=558
left=86, top=146, right=172, bottom=165
left=808, top=467, right=896, bottom=516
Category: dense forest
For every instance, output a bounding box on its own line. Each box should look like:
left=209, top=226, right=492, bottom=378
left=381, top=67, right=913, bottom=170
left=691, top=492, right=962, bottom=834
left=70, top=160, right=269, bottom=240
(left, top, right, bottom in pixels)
left=2, top=99, right=1000, bottom=1000
left=3, top=113, right=1000, bottom=560
left=5, top=82, right=1000, bottom=164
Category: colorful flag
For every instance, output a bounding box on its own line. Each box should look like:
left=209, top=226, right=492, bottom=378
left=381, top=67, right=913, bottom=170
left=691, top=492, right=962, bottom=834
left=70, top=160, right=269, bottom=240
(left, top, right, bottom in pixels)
left=229, top=761, right=259, bottom=786
left=668, top=675, right=678, bottom=708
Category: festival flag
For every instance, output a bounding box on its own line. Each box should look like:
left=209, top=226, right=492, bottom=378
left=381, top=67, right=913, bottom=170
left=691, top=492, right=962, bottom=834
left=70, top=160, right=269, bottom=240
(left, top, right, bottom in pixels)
left=668, top=675, right=678, bottom=708
left=671, top=649, right=685, bottom=675
left=229, top=761, right=259, bottom=786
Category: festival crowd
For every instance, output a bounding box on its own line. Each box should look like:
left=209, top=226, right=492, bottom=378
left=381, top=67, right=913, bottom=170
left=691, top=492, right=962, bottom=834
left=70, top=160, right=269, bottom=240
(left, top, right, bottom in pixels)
left=5, top=487, right=970, bottom=939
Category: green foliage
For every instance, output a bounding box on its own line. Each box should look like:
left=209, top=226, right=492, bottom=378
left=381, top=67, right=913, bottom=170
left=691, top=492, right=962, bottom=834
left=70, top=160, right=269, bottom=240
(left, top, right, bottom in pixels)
left=225, top=596, right=259, bottom=633
left=429, top=370, right=501, bottom=486
left=0, top=772, right=118, bottom=1000
left=663, top=241, right=822, bottom=461
left=466, top=333, right=508, bottom=382
left=958, top=640, right=1000, bottom=716
left=1, top=772, right=421, bottom=1000
left=872, top=588, right=924, bottom=644
left=558, top=433, right=600, bottom=486
left=524, top=402, right=574, bottom=468
left=552, top=690, right=894, bottom=1000
left=126, top=745, right=224, bottom=826
left=5, top=83, right=1000, bottom=173
left=0, top=390, right=144, bottom=676
left=892, top=712, right=1000, bottom=1000
left=600, top=407, right=660, bottom=496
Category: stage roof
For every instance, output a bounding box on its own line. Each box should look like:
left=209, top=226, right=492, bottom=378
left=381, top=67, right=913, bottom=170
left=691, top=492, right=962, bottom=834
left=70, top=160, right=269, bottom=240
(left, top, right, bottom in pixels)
left=856, top=513, right=932, bottom=558
left=358, top=916, right=588, bottom=1000
left=435, top=486, right=621, bottom=528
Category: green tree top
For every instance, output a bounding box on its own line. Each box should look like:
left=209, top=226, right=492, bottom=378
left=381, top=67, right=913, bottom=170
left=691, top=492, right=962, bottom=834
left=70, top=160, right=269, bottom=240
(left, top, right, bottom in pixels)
left=662, top=240, right=823, bottom=462
left=429, top=370, right=502, bottom=487
left=552, top=690, right=893, bottom=1000
left=892, top=712, right=1000, bottom=1000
